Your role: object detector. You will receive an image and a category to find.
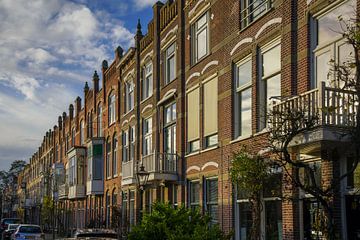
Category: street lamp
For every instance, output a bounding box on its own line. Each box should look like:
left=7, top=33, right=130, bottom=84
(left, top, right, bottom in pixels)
left=135, top=162, right=149, bottom=221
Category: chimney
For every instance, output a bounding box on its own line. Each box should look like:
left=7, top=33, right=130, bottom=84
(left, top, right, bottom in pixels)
left=115, top=46, right=123, bottom=61
left=84, top=81, right=89, bottom=97
left=69, top=104, right=74, bottom=120
left=93, top=71, right=99, bottom=93
left=75, top=97, right=81, bottom=116
left=58, top=116, right=62, bottom=131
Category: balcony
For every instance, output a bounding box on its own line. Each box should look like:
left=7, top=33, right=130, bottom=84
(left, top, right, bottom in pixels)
left=141, top=152, right=178, bottom=182
left=121, top=160, right=135, bottom=186
left=86, top=139, right=104, bottom=195
left=272, top=82, right=357, bottom=148
left=58, top=184, right=69, bottom=200
left=68, top=184, right=85, bottom=199
left=86, top=180, right=103, bottom=195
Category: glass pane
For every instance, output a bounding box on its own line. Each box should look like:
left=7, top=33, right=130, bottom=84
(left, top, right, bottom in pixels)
left=263, top=44, right=281, bottom=77
left=197, top=28, right=207, bottom=60
left=239, top=202, right=252, bottom=240
left=266, top=74, right=281, bottom=106
left=318, top=0, right=355, bottom=46
left=237, top=60, right=252, bottom=88
left=240, top=87, right=252, bottom=136
left=252, top=0, right=268, bottom=19
left=265, top=200, right=282, bottom=240
left=207, top=179, right=218, bottom=202
left=197, top=13, right=207, bottom=29
left=168, top=55, right=175, bottom=82
left=167, top=43, right=175, bottom=56
left=316, top=50, right=331, bottom=86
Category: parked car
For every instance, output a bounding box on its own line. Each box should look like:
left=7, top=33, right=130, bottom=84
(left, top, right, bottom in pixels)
left=2, top=224, right=19, bottom=240
left=73, top=229, right=118, bottom=239
left=11, top=225, right=44, bottom=240
left=0, top=219, right=21, bottom=235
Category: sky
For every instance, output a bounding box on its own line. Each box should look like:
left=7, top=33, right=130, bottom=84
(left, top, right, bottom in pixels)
left=0, top=0, right=161, bottom=171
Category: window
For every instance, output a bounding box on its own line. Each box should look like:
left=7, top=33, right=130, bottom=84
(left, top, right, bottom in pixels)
left=71, top=128, right=75, bottom=146
left=164, top=103, right=176, bottom=154
left=203, top=78, right=218, bottom=148
left=105, top=191, right=110, bottom=227
left=80, top=120, right=85, bottom=145
left=97, top=104, right=103, bottom=137
left=187, top=88, right=200, bottom=153
left=205, top=178, right=218, bottom=224
left=106, top=138, right=111, bottom=178
left=92, top=144, right=103, bottom=180
left=130, top=126, right=135, bottom=161
left=314, top=0, right=355, bottom=88
left=112, top=133, right=118, bottom=177
left=87, top=112, right=93, bottom=138
left=240, top=0, right=272, bottom=29
left=122, top=191, right=128, bottom=228
left=69, top=156, right=76, bottom=186
left=126, top=81, right=134, bottom=112
left=143, top=118, right=152, bottom=156
left=234, top=58, right=252, bottom=138
left=145, top=188, right=152, bottom=213
left=108, top=92, right=116, bottom=124
left=259, top=41, right=281, bottom=130
left=142, top=62, right=153, bottom=100
left=129, top=191, right=135, bottom=226
left=122, top=130, right=129, bottom=162
left=165, top=43, right=176, bottom=84
left=192, top=12, right=209, bottom=64
left=189, top=181, right=200, bottom=211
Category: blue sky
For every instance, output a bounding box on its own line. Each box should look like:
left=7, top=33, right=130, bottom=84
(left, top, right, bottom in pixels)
left=0, top=0, right=161, bottom=171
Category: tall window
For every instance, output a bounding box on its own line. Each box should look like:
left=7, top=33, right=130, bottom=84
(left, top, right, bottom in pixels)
left=192, top=12, right=209, bottom=64
left=187, top=88, right=200, bottom=152
left=80, top=120, right=84, bottom=145
left=126, top=81, right=134, bottom=112
left=142, top=62, right=153, bottom=100
left=108, top=92, right=116, bottom=124
left=143, top=118, right=152, bottom=156
left=189, top=181, right=200, bottom=211
left=69, top=156, right=76, bottom=186
left=165, top=43, right=176, bottom=84
left=97, top=104, right=103, bottom=137
left=259, top=41, right=281, bottom=130
left=122, top=130, right=129, bottom=162
left=122, top=191, right=128, bottom=228
left=71, top=127, right=75, bottom=146
left=203, top=78, right=218, bottom=148
left=164, top=103, right=176, bottom=154
left=314, top=0, right=355, bottom=88
left=87, top=112, right=93, bottom=138
left=106, top=191, right=110, bottom=227
left=240, top=0, right=272, bottom=29
left=129, top=126, right=135, bottom=161
left=234, top=57, right=252, bottom=138
left=129, top=191, right=135, bottom=226
left=206, top=178, right=218, bottom=224
left=106, top=138, right=111, bottom=178
left=145, top=188, right=152, bottom=213
left=112, top=133, right=118, bottom=177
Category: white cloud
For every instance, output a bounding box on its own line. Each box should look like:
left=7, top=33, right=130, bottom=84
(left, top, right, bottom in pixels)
left=132, top=0, right=159, bottom=10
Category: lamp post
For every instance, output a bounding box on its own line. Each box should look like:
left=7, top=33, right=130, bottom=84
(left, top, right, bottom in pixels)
left=135, top=162, right=149, bottom=222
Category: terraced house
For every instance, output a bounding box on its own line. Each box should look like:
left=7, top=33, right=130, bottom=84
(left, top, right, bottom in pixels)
left=17, top=0, right=360, bottom=239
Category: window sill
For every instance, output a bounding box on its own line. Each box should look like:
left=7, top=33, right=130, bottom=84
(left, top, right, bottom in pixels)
left=253, top=128, right=269, bottom=137
left=201, top=145, right=218, bottom=153
left=190, top=52, right=211, bottom=69
left=113, top=174, right=118, bottom=178
left=185, top=151, right=200, bottom=158
left=123, top=109, right=134, bottom=118
left=141, top=94, right=153, bottom=104
left=162, top=78, right=177, bottom=89
left=230, top=135, right=252, bottom=144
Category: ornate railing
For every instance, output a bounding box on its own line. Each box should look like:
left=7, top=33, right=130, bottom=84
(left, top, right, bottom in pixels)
left=160, top=1, right=178, bottom=31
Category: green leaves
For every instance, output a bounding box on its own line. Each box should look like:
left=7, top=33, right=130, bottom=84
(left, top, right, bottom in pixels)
left=127, top=202, right=231, bottom=240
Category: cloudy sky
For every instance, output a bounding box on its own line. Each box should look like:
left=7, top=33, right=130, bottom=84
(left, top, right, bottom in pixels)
left=0, top=0, right=160, bottom=171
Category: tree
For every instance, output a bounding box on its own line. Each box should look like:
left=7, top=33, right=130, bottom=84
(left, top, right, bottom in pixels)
left=266, top=13, right=360, bottom=240
left=41, top=196, right=54, bottom=231
left=230, top=149, right=275, bottom=240
left=127, top=202, right=231, bottom=240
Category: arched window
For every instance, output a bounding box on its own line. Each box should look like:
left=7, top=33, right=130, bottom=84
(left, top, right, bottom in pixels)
left=125, top=81, right=134, bottom=112
left=108, top=92, right=116, bottom=124
left=112, top=188, right=117, bottom=207
left=97, top=104, right=103, bottom=137
left=80, top=120, right=84, bottom=145
left=106, top=137, right=111, bottom=178
left=112, top=133, right=118, bottom=177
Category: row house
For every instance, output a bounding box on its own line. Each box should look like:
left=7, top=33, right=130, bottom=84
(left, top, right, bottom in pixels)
left=19, top=0, right=360, bottom=239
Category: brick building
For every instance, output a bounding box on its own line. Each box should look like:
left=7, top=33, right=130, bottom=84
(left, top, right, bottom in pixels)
left=18, top=0, right=360, bottom=239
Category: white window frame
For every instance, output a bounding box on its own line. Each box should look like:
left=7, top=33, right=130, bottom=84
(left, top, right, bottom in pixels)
left=142, top=62, right=153, bottom=100
left=122, top=130, right=129, bottom=163
left=234, top=56, right=252, bottom=139
left=165, top=43, right=176, bottom=84
left=142, top=117, right=153, bottom=157
left=192, top=12, right=210, bottom=64
left=164, top=103, right=177, bottom=154
left=126, top=81, right=134, bottom=112
left=80, top=120, right=85, bottom=145
left=106, top=138, right=111, bottom=179
left=109, top=93, right=116, bottom=125
left=112, top=134, right=118, bottom=177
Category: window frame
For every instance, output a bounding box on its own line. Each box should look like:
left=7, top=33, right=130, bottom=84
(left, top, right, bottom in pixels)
left=142, top=117, right=153, bottom=157
left=106, top=138, right=111, bottom=179
left=97, top=104, right=103, bottom=137
left=164, top=102, right=177, bottom=154
left=142, top=62, right=153, bottom=100
left=165, top=42, right=176, bottom=84
left=191, top=11, right=210, bottom=64
left=122, top=130, right=129, bottom=163
left=108, top=92, right=116, bottom=125
left=205, top=177, right=218, bottom=224
left=125, top=81, right=134, bottom=113
left=240, top=0, right=273, bottom=29
left=112, top=133, right=118, bottom=177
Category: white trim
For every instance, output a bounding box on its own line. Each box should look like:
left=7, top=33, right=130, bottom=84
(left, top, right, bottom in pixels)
left=255, top=18, right=282, bottom=39
left=161, top=25, right=179, bottom=47
left=124, top=69, right=135, bottom=82
left=201, top=61, right=218, bottom=75
left=201, top=161, right=219, bottom=171
left=189, top=0, right=211, bottom=24
left=121, top=120, right=128, bottom=127
left=230, top=38, right=253, bottom=56
left=186, top=83, right=200, bottom=93
left=186, top=165, right=201, bottom=173
left=141, top=104, right=153, bottom=114
left=129, top=114, right=136, bottom=123
left=202, top=72, right=218, bottom=84
left=186, top=72, right=201, bottom=85
left=158, top=89, right=177, bottom=106
left=140, top=51, right=153, bottom=65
